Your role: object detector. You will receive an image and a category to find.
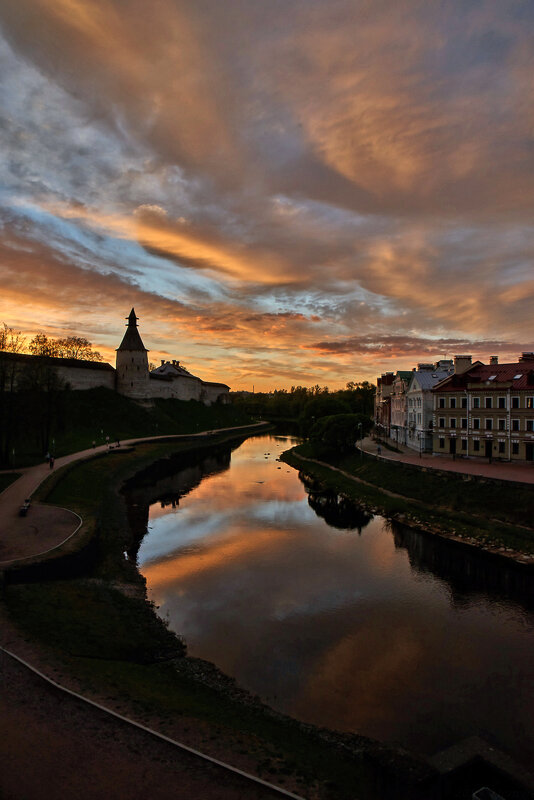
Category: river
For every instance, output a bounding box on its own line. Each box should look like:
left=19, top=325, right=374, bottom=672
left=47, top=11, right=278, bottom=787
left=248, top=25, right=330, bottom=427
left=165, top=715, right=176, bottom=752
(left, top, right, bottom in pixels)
left=134, top=434, right=534, bottom=767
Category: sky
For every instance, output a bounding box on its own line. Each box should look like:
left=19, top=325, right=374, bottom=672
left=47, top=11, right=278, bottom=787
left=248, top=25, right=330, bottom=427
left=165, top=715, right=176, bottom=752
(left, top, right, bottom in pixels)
left=0, top=0, right=533, bottom=390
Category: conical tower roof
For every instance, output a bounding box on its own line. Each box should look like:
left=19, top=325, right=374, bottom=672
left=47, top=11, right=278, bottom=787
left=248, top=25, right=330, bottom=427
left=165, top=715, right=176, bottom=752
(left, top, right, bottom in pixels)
left=116, top=308, right=148, bottom=352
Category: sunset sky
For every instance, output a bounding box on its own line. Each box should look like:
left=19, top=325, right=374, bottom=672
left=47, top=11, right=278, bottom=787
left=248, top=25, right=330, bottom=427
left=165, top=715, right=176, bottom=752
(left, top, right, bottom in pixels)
left=0, top=1, right=533, bottom=390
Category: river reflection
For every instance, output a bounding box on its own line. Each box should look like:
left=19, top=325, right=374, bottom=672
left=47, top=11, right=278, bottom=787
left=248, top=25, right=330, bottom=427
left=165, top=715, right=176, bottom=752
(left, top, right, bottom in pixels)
left=135, top=435, right=534, bottom=767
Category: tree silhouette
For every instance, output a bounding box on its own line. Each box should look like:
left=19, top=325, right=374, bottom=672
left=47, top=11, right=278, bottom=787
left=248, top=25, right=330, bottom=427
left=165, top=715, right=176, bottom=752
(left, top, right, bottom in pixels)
left=29, top=334, right=103, bottom=361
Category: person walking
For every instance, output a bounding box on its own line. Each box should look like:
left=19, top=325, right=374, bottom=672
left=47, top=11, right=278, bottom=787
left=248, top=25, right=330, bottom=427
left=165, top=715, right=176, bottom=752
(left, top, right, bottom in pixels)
left=49, top=456, right=55, bottom=470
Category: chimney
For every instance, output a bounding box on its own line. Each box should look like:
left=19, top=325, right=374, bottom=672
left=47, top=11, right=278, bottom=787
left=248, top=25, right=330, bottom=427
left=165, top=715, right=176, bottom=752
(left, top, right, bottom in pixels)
left=454, top=354, right=472, bottom=374
left=490, top=356, right=498, bottom=365
left=161, top=359, right=165, bottom=366
left=519, top=352, right=534, bottom=362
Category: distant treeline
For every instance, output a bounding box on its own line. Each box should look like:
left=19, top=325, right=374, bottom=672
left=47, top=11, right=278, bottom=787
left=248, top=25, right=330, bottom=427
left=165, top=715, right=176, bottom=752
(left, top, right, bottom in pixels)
left=231, top=381, right=375, bottom=435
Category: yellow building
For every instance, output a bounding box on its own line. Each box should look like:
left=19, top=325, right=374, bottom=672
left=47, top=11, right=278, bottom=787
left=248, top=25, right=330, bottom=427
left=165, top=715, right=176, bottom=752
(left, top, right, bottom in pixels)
left=432, top=353, right=534, bottom=462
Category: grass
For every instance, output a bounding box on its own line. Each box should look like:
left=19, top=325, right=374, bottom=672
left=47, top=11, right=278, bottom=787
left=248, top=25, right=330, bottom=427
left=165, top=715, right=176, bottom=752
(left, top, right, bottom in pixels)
left=282, top=442, right=534, bottom=555
left=5, top=580, right=183, bottom=663
left=13, top=388, right=253, bottom=466
left=0, top=472, right=21, bottom=492
left=3, top=430, right=430, bottom=800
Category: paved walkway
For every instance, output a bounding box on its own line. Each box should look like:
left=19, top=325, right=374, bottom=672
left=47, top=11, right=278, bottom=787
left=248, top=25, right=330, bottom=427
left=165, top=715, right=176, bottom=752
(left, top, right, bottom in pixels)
left=362, top=437, right=534, bottom=485
left=0, top=423, right=268, bottom=566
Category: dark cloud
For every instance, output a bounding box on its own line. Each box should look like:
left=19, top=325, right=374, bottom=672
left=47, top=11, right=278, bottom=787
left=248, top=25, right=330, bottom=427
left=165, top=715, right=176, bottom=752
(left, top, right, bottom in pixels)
left=306, top=334, right=529, bottom=362
left=0, top=1, right=533, bottom=388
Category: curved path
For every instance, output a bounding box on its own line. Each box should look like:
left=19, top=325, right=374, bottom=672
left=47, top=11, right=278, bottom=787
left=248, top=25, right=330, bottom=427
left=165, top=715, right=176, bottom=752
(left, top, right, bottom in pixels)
left=0, top=423, right=268, bottom=566
left=0, top=646, right=305, bottom=800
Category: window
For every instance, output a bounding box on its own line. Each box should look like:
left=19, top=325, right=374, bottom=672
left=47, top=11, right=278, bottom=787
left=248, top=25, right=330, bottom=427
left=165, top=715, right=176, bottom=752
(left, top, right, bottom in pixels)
left=473, top=397, right=480, bottom=409
left=473, top=418, right=480, bottom=430
left=498, top=397, right=506, bottom=409
left=461, top=438, right=467, bottom=450
left=498, top=419, right=506, bottom=431
left=527, top=420, right=534, bottom=432
left=485, top=397, right=492, bottom=409
left=512, top=396, right=519, bottom=409
left=461, top=418, right=468, bottom=429
left=439, top=417, right=445, bottom=428
left=450, top=398, right=456, bottom=409
left=439, top=397, right=445, bottom=408
left=461, top=397, right=468, bottom=408
left=527, top=397, right=534, bottom=409
left=485, top=419, right=493, bottom=430
left=512, top=419, right=520, bottom=431
left=417, top=413, right=422, bottom=424
left=512, top=442, right=519, bottom=455
left=498, top=441, right=505, bottom=454
left=450, top=418, right=456, bottom=428
left=439, top=437, right=445, bottom=449
left=473, top=440, right=480, bottom=452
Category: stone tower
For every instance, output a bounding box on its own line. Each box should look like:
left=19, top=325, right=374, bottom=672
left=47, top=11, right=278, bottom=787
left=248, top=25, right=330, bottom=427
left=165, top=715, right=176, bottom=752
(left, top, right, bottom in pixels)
left=115, top=308, right=150, bottom=399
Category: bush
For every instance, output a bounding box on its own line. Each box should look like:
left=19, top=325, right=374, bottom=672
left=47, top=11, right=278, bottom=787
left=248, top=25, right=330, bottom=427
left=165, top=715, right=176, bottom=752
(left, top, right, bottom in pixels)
left=310, top=413, right=371, bottom=454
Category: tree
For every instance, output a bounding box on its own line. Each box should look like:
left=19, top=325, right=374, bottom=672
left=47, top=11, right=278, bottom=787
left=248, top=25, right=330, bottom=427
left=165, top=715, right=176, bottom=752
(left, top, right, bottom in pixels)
left=300, top=394, right=351, bottom=432
left=17, top=360, right=67, bottom=454
left=29, top=333, right=102, bottom=361
left=0, top=323, right=26, bottom=354
left=57, top=336, right=103, bottom=361
left=310, top=413, right=372, bottom=455
left=0, top=324, right=27, bottom=465
left=29, top=333, right=61, bottom=357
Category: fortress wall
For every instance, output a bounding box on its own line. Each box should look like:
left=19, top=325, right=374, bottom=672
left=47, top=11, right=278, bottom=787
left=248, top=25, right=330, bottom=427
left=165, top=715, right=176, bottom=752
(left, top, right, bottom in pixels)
left=148, top=376, right=203, bottom=401
left=202, top=383, right=230, bottom=405
left=54, top=365, right=115, bottom=391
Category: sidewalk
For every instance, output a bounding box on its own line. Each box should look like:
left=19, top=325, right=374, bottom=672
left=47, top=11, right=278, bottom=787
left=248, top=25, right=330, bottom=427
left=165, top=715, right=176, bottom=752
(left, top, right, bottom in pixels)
left=0, top=423, right=268, bottom=566
left=361, top=437, right=534, bottom=485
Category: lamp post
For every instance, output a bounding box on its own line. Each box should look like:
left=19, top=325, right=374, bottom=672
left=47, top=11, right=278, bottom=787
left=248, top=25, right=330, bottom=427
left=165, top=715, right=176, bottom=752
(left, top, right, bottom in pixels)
left=358, top=422, right=363, bottom=456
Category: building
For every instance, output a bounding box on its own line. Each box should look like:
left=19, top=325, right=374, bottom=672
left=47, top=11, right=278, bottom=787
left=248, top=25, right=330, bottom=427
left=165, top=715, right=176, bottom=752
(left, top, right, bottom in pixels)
left=389, top=371, right=412, bottom=445
left=0, top=309, right=230, bottom=405
left=432, top=353, right=534, bottom=462
left=406, top=361, right=453, bottom=453
left=374, top=372, right=395, bottom=436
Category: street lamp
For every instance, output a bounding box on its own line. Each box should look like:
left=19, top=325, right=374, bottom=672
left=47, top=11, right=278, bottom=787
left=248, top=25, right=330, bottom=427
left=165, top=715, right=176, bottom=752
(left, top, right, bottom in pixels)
left=357, top=422, right=363, bottom=456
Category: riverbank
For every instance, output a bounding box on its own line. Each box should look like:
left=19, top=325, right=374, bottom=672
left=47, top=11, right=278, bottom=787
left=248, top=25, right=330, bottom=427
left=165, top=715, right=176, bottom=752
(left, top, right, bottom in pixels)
left=1, top=430, right=436, bottom=800
left=281, top=442, right=534, bottom=565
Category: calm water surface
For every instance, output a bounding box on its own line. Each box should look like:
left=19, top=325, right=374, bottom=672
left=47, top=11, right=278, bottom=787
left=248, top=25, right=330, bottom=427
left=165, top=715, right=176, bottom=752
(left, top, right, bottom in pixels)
left=136, top=435, right=534, bottom=765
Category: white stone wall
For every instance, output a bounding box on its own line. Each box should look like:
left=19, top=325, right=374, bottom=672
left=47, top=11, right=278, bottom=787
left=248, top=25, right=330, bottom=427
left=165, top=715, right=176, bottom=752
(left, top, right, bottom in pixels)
left=148, top=375, right=203, bottom=401
left=202, top=383, right=230, bottom=405
left=56, top=365, right=115, bottom=391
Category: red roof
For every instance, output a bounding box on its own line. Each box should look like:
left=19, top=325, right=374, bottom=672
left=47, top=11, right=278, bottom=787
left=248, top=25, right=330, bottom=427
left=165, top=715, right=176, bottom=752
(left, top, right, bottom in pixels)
left=433, top=361, right=534, bottom=391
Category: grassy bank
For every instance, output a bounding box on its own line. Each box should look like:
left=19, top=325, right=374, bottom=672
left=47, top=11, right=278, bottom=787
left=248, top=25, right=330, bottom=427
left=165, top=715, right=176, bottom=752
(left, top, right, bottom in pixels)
left=2, top=431, right=433, bottom=800
left=0, top=472, right=20, bottom=492
left=12, top=388, right=252, bottom=466
left=282, top=442, right=534, bottom=557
